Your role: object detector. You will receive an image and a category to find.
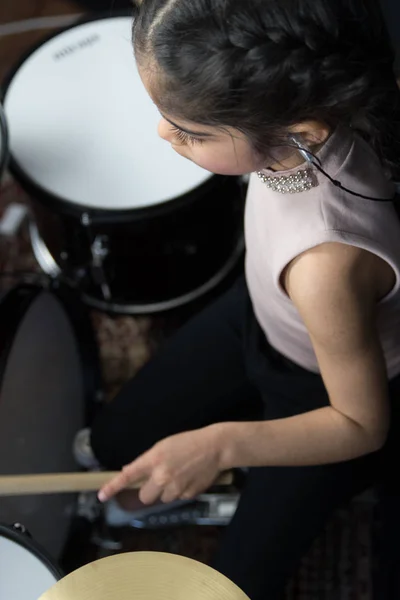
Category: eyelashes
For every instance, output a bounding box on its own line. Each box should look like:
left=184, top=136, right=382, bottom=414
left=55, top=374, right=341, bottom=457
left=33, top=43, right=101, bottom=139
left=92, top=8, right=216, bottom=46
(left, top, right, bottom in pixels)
left=169, top=125, right=204, bottom=146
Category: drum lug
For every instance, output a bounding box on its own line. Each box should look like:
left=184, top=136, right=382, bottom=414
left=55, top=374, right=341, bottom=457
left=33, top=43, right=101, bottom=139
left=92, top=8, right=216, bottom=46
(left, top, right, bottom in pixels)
left=90, top=235, right=111, bottom=301
left=81, top=213, right=112, bottom=302
left=92, top=235, right=109, bottom=261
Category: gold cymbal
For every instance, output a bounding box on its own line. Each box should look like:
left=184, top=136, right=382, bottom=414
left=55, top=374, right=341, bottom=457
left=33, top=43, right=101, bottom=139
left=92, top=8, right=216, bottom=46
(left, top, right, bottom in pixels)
left=39, top=551, right=250, bottom=600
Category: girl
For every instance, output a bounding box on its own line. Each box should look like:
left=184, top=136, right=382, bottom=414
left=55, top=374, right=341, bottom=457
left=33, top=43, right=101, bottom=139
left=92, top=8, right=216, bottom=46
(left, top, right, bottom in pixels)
left=83, top=0, right=400, bottom=597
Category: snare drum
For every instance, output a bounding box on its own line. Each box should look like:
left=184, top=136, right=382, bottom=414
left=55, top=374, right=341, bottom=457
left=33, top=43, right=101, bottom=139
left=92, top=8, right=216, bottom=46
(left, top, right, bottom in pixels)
left=0, top=522, right=62, bottom=600
left=3, top=16, right=245, bottom=314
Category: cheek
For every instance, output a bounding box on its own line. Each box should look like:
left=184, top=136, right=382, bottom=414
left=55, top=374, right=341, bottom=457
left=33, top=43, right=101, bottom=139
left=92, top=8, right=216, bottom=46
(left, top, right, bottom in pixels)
left=189, top=144, right=258, bottom=176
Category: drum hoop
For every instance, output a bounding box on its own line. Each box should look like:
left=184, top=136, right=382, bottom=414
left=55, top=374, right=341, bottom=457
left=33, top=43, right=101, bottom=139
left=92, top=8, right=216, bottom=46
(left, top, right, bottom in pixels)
left=0, top=284, right=102, bottom=423
left=0, top=522, right=63, bottom=580
left=1, top=12, right=218, bottom=219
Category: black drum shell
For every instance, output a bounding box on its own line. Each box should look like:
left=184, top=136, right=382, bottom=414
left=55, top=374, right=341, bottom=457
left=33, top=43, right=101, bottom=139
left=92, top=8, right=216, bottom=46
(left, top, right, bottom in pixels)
left=25, top=173, right=245, bottom=311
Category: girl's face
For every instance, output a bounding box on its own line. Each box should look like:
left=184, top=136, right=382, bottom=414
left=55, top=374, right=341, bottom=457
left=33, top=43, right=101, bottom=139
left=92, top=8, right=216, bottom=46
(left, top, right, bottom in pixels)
left=157, top=114, right=265, bottom=175
left=140, top=65, right=295, bottom=175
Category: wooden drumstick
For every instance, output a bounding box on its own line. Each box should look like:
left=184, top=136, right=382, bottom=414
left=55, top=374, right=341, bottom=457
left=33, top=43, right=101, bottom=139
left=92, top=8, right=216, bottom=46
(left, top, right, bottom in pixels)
left=0, top=471, right=234, bottom=496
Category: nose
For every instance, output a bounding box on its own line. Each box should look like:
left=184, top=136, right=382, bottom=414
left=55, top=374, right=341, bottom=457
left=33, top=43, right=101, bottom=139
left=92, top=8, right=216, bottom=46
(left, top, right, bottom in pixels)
left=158, top=118, right=173, bottom=142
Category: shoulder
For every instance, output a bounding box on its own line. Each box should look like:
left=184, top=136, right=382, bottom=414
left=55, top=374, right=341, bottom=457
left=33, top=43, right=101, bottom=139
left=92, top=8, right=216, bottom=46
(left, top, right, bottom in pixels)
left=284, top=243, right=388, bottom=347
left=285, top=242, right=382, bottom=301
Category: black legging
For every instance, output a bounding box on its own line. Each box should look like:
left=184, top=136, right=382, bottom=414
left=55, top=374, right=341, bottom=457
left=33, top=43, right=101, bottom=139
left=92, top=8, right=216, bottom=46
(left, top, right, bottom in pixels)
left=91, top=279, right=400, bottom=600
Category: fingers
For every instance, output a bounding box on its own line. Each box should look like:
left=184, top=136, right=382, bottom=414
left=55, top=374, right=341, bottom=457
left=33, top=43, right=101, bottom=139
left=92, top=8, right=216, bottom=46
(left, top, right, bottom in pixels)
left=141, top=468, right=196, bottom=504
left=160, top=481, right=181, bottom=504
left=180, top=488, right=198, bottom=501
left=139, top=478, right=164, bottom=505
left=142, top=466, right=181, bottom=504
left=98, top=457, right=148, bottom=502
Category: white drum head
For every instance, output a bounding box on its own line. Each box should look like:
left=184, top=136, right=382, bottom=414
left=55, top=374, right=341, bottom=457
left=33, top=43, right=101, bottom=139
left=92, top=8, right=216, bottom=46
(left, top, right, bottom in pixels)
left=0, top=535, right=58, bottom=600
left=4, top=17, right=211, bottom=210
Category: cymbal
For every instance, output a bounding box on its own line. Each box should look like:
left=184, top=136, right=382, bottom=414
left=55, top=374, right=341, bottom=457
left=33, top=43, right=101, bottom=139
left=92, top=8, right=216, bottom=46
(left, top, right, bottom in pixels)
left=39, top=551, right=250, bottom=600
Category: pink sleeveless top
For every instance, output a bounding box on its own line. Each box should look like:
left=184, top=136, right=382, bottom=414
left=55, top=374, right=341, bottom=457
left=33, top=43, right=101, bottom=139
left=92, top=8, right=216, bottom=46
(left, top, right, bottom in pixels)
left=245, top=124, right=400, bottom=378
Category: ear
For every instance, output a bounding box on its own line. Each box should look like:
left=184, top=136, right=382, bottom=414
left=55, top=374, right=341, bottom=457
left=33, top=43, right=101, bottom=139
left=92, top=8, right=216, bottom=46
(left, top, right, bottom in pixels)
left=288, top=121, right=331, bottom=146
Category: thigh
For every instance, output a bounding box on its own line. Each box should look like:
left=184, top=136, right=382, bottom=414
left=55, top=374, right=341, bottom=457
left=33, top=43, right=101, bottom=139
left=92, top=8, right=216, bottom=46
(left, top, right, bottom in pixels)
left=214, top=451, right=380, bottom=600
left=91, top=280, right=263, bottom=469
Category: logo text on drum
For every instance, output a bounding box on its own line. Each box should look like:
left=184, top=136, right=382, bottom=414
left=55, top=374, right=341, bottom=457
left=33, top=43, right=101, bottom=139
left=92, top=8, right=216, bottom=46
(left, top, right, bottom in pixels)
left=53, top=34, right=100, bottom=61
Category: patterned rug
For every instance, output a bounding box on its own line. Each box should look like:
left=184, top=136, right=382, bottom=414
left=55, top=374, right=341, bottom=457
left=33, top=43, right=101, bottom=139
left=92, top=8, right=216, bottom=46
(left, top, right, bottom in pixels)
left=0, top=175, right=376, bottom=599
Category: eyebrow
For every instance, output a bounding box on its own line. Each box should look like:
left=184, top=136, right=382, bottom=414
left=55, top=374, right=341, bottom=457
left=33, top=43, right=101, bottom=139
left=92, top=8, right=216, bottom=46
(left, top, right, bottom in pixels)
left=162, top=115, right=214, bottom=138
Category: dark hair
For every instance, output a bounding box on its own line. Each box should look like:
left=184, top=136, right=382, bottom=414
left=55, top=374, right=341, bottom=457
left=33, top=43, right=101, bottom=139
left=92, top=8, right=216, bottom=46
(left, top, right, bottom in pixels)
left=133, top=0, right=400, bottom=179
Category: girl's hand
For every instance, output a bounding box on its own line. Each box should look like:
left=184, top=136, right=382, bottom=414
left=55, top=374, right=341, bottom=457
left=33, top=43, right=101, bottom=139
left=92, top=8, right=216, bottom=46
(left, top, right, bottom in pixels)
left=98, top=424, right=226, bottom=504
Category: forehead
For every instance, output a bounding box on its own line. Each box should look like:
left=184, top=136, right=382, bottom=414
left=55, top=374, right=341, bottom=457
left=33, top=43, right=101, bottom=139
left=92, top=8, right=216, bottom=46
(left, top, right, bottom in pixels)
left=138, top=63, right=246, bottom=140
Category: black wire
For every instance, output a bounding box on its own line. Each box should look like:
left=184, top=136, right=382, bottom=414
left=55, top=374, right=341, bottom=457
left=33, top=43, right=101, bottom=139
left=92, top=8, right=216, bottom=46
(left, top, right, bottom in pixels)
left=312, top=161, right=396, bottom=203
left=287, top=142, right=397, bottom=203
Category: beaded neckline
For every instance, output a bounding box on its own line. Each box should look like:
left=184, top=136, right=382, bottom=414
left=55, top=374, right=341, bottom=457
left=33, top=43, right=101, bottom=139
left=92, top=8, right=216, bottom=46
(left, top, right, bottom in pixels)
left=256, top=168, right=318, bottom=194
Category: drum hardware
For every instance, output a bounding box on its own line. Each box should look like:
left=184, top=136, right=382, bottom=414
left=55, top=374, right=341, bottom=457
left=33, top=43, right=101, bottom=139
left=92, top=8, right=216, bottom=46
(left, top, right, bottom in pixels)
left=76, top=491, right=103, bottom=522
left=81, top=212, right=112, bottom=301
left=30, top=218, right=113, bottom=305
left=0, top=203, right=28, bottom=237
left=90, top=530, right=123, bottom=551
left=12, top=521, right=28, bottom=535
left=89, top=237, right=111, bottom=301
left=29, top=220, right=61, bottom=277
left=89, top=514, right=124, bottom=551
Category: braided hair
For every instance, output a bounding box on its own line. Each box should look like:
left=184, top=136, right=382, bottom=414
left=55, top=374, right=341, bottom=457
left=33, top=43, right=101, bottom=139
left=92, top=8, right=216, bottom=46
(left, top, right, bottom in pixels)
left=133, top=0, right=400, bottom=179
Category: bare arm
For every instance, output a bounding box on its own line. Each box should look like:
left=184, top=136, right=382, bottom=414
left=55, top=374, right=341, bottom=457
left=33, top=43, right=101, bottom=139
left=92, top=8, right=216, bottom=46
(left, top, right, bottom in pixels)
left=217, top=243, right=392, bottom=469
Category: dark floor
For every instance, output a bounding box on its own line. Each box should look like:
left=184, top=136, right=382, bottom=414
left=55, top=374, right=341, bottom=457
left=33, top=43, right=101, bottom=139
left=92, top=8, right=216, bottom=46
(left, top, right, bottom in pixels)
left=0, top=2, right=383, bottom=598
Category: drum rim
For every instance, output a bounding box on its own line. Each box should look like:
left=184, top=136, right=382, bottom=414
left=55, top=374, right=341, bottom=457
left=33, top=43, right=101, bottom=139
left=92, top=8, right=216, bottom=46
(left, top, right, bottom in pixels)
left=0, top=522, right=63, bottom=581
left=0, top=283, right=102, bottom=423
left=1, top=12, right=217, bottom=218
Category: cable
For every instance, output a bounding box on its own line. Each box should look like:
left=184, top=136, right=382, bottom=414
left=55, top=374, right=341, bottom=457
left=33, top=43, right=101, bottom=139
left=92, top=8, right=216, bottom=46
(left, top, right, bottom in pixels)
left=289, top=135, right=397, bottom=203
left=312, top=161, right=396, bottom=203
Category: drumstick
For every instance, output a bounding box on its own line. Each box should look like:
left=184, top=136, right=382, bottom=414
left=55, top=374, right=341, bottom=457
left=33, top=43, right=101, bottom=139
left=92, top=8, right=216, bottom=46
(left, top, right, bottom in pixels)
left=0, top=471, right=234, bottom=496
